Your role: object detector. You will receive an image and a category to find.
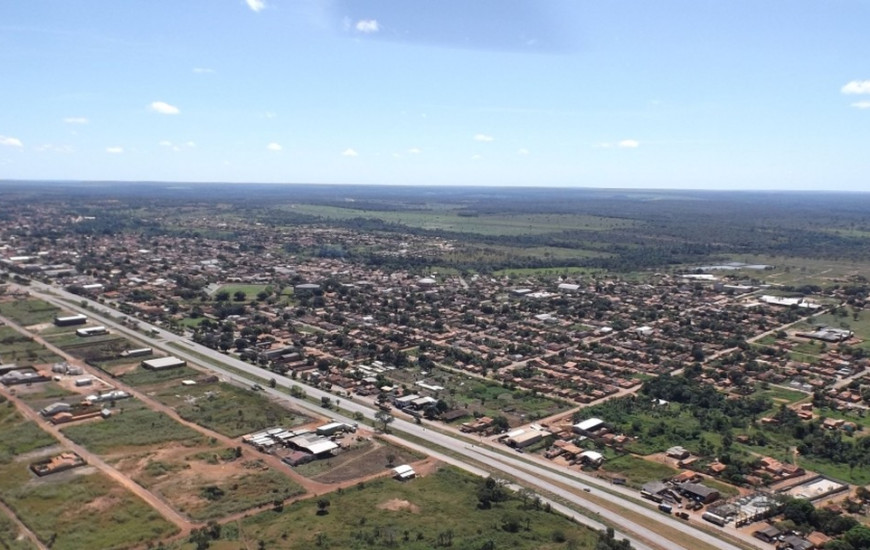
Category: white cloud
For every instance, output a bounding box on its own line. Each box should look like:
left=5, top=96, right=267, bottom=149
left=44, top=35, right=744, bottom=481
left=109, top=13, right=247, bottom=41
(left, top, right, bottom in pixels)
left=517, top=148, right=530, bottom=155
left=245, top=0, right=265, bottom=12
left=842, top=80, right=870, bottom=95
left=149, top=101, right=180, bottom=115
left=159, top=140, right=192, bottom=152
left=267, top=142, right=282, bottom=151
left=63, top=117, right=89, bottom=124
left=341, top=148, right=359, bottom=157
left=471, top=154, right=482, bottom=160
left=0, top=135, right=23, bottom=147
left=851, top=101, right=870, bottom=109
left=264, top=111, right=277, bottom=119
left=355, top=19, right=380, bottom=33
left=193, top=67, right=215, bottom=74
left=618, top=139, right=640, bottom=148
left=35, top=144, right=74, bottom=154
left=106, top=146, right=124, bottom=154
left=474, top=133, right=494, bottom=142
left=408, top=147, right=421, bottom=154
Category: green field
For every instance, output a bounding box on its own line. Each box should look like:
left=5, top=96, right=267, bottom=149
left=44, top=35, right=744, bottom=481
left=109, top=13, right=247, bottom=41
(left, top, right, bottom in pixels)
left=154, top=381, right=309, bottom=438
left=0, top=460, right=177, bottom=550
left=171, top=466, right=601, bottom=550
left=0, top=299, right=60, bottom=326
left=61, top=402, right=205, bottom=454
left=0, top=399, right=57, bottom=463
left=213, top=284, right=270, bottom=298
left=0, top=326, right=63, bottom=366
left=752, top=386, right=810, bottom=407
left=288, top=203, right=638, bottom=236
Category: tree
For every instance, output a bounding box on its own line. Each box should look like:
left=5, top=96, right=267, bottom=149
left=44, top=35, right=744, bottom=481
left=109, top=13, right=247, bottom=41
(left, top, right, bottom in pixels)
left=375, top=410, right=394, bottom=432
left=215, top=290, right=230, bottom=302
left=316, top=497, right=331, bottom=515
left=844, top=525, right=870, bottom=549
left=386, top=452, right=397, bottom=467
left=233, top=290, right=246, bottom=302
left=780, top=497, right=816, bottom=529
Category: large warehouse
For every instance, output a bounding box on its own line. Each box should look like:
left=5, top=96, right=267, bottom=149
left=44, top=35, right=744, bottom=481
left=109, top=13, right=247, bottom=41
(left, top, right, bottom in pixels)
left=141, top=356, right=186, bottom=370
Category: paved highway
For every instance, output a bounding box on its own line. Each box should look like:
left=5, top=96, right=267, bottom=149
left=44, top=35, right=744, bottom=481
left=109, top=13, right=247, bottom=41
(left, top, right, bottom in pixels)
left=25, top=281, right=755, bottom=550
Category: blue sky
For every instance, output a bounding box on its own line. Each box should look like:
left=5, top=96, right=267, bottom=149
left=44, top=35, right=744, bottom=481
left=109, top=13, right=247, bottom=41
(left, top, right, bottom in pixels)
left=1, top=0, right=868, bottom=190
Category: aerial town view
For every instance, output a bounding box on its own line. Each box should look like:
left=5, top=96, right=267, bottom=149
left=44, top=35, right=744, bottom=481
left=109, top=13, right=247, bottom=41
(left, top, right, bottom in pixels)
left=2, top=1, right=869, bottom=550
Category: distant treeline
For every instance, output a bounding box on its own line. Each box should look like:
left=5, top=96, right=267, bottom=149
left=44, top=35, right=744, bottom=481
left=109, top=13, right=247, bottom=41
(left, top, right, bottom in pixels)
left=4, top=181, right=870, bottom=272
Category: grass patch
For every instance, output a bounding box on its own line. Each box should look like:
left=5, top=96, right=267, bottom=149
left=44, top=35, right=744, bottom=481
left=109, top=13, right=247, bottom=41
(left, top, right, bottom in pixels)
left=0, top=299, right=60, bottom=326
left=15, top=382, right=79, bottom=403
left=0, top=513, right=38, bottom=550
left=600, top=454, right=679, bottom=488
left=119, top=364, right=200, bottom=387
left=61, top=402, right=204, bottom=454
left=753, top=386, right=809, bottom=406
left=0, top=327, right=63, bottom=366
left=0, top=399, right=57, bottom=463
left=0, top=460, right=176, bottom=550
left=155, top=382, right=308, bottom=438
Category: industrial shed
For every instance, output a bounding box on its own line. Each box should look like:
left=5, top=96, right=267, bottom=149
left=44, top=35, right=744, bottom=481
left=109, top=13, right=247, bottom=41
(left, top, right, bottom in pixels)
left=141, top=356, right=186, bottom=370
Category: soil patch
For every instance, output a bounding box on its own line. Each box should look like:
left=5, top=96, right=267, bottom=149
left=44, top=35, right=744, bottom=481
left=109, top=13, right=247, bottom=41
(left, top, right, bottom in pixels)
left=377, top=498, right=420, bottom=513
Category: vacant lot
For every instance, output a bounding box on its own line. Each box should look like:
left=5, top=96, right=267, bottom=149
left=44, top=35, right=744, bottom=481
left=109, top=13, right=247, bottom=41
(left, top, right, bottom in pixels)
left=293, top=437, right=425, bottom=484
left=114, top=444, right=306, bottom=521
left=50, top=334, right=136, bottom=365
left=0, top=298, right=60, bottom=327
left=61, top=401, right=205, bottom=454
left=600, top=454, right=679, bottom=488
left=0, top=326, right=63, bottom=366
left=0, top=460, right=176, bottom=550
left=118, top=363, right=201, bottom=386
left=0, top=399, right=57, bottom=463
left=153, top=381, right=309, bottom=438
left=172, top=465, right=600, bottom=549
